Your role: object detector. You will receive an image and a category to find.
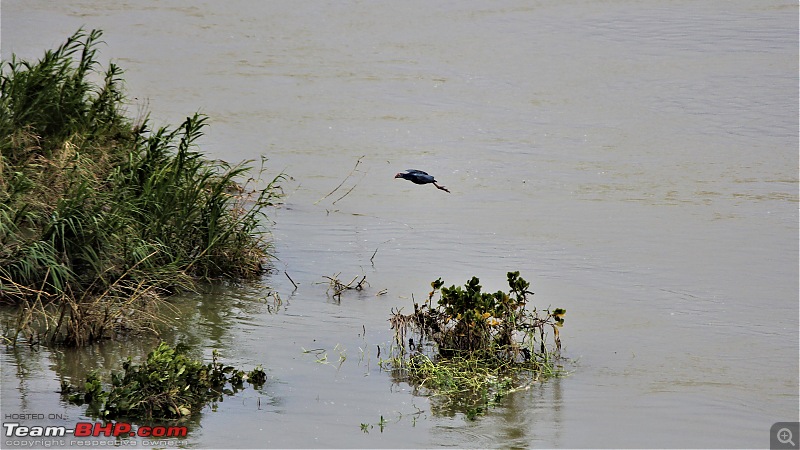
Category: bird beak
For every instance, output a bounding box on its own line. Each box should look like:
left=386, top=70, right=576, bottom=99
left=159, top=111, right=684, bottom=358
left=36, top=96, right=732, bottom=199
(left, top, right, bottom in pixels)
left=394, top=173, right=402, bottom=178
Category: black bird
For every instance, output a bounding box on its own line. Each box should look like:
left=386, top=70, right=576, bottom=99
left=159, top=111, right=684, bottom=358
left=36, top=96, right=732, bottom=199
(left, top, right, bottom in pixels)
left=394, top=169, right=451, bottom=193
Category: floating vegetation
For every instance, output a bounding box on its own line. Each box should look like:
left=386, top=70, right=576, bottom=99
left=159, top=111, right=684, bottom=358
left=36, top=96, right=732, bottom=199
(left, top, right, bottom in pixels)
left=359, top=406, right=425, bottom=433
left=60, top=342, right=267, bottom=421
left=0, top=29, right=282, bottom=346
left=386, top=272, right=566, bottom=419
left=302, top=343, right=348, bottom=371
left=322, top=273, right=369, bottom=300
left=359, top=415, right=389, bottom=434
left=261, top=291, right=284, bottom=314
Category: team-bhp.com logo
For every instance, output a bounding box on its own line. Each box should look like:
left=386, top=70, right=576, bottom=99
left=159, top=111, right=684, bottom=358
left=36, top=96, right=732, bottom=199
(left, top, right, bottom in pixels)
left=4, top=421, right=187, bottom=438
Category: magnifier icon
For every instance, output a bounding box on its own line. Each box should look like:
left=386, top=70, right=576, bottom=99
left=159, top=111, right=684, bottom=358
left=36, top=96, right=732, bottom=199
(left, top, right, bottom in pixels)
left=778, top=428, right=795, bottom=446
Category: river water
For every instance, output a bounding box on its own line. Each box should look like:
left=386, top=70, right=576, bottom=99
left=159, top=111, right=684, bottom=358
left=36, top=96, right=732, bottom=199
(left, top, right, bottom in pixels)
left=1, top=1, right=798, bottom=448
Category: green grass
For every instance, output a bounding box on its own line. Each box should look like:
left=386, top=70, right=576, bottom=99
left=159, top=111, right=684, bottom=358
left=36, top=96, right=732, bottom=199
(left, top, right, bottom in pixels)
left=0, top=29, right=282, bottom=346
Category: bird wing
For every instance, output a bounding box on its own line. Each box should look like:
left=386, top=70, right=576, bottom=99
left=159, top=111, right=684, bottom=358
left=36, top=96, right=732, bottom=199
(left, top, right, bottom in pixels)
left=405, top=169, right=429, bottom=176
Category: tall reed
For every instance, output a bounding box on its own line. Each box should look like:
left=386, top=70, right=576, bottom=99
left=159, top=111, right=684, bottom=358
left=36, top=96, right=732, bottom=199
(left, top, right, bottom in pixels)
left=0, top=29, right=282, bottom=346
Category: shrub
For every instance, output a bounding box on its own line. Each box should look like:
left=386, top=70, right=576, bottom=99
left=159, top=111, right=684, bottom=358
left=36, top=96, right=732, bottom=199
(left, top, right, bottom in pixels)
left=387, top=272, right=566, bottom=418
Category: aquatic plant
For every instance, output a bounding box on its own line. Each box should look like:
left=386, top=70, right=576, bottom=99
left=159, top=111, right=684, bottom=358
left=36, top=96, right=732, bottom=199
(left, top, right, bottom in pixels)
left=322, top=272, right=368, bottom=300
left=0, top=29, right=282, bottom=346
left=60, top=342, right=267, bottom=421
left=387, top=272, right=566, bottom=418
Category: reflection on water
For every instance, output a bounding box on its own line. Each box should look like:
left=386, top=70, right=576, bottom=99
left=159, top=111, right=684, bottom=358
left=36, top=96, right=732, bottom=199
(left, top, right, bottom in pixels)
left=2, top=0, right=797, bottom=448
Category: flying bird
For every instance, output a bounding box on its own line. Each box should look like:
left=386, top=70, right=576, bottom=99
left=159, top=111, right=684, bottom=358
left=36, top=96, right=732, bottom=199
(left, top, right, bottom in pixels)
left=394, top=169, right=450, bottom=193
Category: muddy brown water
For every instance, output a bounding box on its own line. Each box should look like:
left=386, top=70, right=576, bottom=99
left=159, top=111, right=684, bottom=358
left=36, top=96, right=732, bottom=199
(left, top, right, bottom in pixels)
left=1, top=1, right=798, bottom=448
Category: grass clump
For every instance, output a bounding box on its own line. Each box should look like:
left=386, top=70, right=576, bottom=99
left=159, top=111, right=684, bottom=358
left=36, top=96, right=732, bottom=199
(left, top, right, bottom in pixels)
left=60, top=341, right=267, bottom=421
left=0, top=29, right=282, bottom=346
left=387, top=271, right=566, bottom=419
